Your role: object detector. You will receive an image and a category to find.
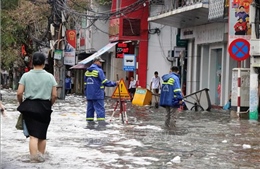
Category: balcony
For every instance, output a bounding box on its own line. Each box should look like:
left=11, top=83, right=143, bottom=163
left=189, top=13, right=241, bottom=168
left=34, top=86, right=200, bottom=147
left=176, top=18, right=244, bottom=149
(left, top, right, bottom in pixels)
left=148, top=0, right=209, bottom=28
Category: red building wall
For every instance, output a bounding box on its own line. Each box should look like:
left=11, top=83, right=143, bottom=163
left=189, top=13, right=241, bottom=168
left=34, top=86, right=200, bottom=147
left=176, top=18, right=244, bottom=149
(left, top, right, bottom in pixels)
left=110, top=0, right=149, bottom=88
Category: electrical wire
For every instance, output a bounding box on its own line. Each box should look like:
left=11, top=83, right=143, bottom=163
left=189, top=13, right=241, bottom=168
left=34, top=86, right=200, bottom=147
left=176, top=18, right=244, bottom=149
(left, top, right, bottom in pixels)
left=27, top=0, right=150, bottom=48
left=157, top=31, right=171, bottom=63
left=55, top=0, right=148, bottom=20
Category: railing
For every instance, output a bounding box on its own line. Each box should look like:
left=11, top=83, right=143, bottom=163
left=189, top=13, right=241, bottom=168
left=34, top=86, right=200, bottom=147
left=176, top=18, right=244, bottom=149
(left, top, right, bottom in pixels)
left=160, top=0, right=209, bottom=12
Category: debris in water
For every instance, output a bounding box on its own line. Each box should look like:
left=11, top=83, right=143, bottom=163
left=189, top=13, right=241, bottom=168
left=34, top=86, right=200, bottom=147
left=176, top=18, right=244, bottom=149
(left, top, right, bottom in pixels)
left=242, top=144, right=251, bottom=149
left=222, top=140, right=228, bottom=143
left=171, top=156, right=181, bottom=163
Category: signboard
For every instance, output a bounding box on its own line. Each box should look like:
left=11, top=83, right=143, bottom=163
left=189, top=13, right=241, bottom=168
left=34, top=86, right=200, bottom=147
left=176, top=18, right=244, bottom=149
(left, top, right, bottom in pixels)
left=228, top=0, right=252, bottom=61
left=228, top=1, right=252, bottom=42
left=64, top=30, right=76, bottom=65
left=229, top=0, right=252, bottom=36
left=111, top=79, right=131, bottom=99
left=228, top=38, right=250, bottom=61
left=123, top=54, right=136, bottom=71
left=116, top=42, right=129, bottom=58
left=176, top=34, right=188, bottom=47
left=54, top=50, right=63, bottom=60
left=181, top=23, right=226, bottom=44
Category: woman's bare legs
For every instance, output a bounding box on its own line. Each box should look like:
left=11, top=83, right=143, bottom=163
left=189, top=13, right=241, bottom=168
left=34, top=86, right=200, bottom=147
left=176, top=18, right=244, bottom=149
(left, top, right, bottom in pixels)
left=29, top=136, right=46, bottom=162
left=38, top=139, right=46, bottom=154
left=29, top=136, right=38, bottom=156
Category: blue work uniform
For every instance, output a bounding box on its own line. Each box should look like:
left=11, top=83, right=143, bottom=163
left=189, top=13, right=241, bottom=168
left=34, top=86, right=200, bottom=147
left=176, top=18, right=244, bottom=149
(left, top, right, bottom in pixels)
left=160, top=72, right=183, bottom=128
left=160, top=72, right=183, bottom=108
left=84, top=63, right=116, bottom=121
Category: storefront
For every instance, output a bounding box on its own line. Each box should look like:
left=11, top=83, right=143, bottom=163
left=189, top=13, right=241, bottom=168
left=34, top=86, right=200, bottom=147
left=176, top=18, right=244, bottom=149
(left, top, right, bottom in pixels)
left=180, top=22, right=250, bottom=106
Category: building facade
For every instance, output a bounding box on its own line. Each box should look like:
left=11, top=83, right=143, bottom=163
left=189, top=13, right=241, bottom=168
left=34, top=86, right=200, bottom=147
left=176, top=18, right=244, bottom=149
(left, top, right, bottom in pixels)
left=148, top=0, right=251, bottom=106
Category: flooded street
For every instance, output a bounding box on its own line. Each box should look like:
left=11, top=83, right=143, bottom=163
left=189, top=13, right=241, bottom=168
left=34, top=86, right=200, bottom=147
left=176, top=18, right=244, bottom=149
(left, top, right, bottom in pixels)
left=1, top=90, right=260, bottom=169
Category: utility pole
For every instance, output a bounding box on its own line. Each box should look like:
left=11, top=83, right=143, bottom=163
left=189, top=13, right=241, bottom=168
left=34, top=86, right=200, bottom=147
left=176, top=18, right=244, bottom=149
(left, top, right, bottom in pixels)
left=50, top=0, right=66, bottom=100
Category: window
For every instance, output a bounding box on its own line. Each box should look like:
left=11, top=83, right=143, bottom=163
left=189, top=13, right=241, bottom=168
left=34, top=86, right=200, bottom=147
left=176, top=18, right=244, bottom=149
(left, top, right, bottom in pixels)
left=123, top=19, right=141, bottom=36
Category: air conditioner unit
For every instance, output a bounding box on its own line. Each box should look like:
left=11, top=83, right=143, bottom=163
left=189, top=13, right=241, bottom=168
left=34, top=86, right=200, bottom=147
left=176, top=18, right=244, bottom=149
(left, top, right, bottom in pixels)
left=250, top=39, right=260, bottom=56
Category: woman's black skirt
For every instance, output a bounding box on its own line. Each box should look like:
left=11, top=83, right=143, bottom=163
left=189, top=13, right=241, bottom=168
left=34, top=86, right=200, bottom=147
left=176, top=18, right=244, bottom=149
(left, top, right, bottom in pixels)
left=17, top=99, right=52, bottom=139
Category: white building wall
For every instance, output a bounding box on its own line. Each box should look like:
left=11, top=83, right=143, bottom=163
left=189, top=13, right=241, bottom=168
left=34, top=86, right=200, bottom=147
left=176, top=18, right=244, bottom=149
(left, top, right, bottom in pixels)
left=147, top=23, right=178, bottom=88
left=147, top=5, right=178, bottom=88
left=220, top=44, right=227, bottom=106
left=186, top=40, right=194, bottom=95
left=200, top=45, right=209, bottom=89
left=191, top=42, right=201, bottom=93
left=91, top=5, right=110, bottom=51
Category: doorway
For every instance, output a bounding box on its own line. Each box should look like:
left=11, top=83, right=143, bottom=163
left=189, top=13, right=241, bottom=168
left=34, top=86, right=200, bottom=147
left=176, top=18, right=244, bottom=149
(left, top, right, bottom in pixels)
left=210, top=48, right=222, bottom=105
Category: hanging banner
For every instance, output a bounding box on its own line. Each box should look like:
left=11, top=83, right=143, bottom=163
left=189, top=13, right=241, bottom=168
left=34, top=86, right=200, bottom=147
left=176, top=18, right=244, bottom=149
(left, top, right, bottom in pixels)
left=66, top=30, right=76, bottom=48
left=229, top=0, right=252, bottom=40
left=64, top=30, right=76, bottom=65
left=79, top=29, right=86, bottom=50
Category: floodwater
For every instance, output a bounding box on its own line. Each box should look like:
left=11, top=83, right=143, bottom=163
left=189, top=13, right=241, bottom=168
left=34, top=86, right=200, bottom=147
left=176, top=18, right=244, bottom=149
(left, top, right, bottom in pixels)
left=1, top=90, right=260, bottom=169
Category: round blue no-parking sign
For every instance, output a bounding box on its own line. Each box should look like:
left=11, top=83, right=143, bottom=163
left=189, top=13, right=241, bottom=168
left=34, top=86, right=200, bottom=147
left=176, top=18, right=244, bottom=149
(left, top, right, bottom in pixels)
left=228, top=38, right=250, bottom=61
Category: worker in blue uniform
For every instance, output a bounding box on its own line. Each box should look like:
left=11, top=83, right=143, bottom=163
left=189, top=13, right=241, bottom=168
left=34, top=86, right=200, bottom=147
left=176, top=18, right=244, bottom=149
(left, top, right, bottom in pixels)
left=160, top=66, right=183, bottom=128
left=84, top=57, right=118, bottom=128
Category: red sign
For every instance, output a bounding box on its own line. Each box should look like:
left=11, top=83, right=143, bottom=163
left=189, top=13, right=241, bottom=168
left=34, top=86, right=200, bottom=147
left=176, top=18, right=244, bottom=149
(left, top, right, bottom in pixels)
left=228, top=38, right=250, bottom=61
left=66, top=30, right=76, bottom=48
left=80, top=38, right=85, bottom=47
left=116, top=43, right=129, bottom=58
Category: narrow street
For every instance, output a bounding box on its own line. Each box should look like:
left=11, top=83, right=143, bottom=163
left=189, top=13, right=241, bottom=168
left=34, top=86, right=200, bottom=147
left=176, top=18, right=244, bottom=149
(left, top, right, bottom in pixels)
left=1, top=89, right=260, bottom=169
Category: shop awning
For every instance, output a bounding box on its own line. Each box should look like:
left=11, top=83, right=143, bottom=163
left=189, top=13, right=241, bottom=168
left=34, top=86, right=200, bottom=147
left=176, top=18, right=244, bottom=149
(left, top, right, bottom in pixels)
left=69, top=64, right=87, bottom=69
left=70, top=42, right=118, bottom=69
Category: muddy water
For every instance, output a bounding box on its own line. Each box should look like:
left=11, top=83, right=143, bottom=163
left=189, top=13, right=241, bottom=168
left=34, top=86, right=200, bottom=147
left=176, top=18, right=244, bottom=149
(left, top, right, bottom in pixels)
left=104, top=104, right=260, bottom=168
left=1, top=93, right=260, bottom=169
